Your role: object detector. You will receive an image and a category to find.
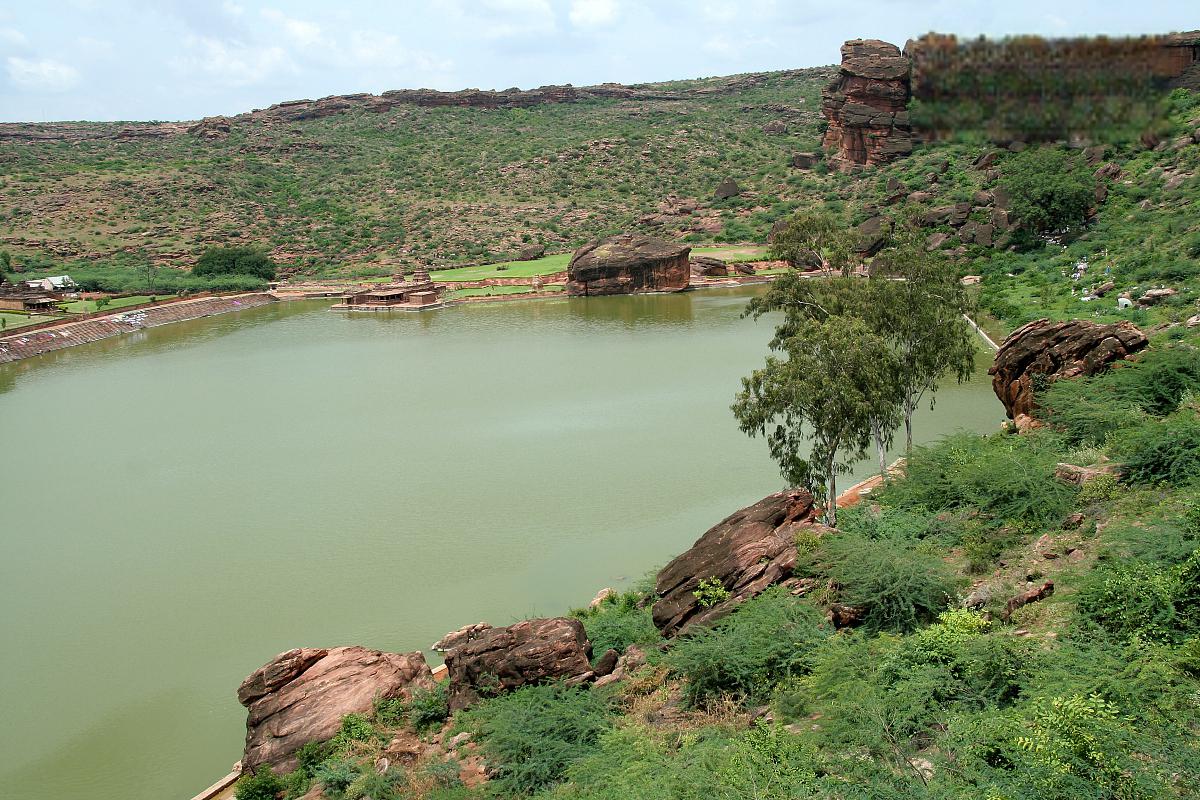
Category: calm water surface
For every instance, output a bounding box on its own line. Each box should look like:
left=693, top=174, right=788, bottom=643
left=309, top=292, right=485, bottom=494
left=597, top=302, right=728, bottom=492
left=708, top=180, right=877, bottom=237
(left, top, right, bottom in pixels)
left=0, top=287, right=1003, bottom=799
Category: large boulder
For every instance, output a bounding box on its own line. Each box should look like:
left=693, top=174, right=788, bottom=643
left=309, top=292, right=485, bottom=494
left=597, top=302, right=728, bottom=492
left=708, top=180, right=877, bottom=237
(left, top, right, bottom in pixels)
left=516, top=244, right=546, bottom=261
left=239, top=647, right=435, bottom=773
left=444, top=617, right=593, bottom=711
left=989, top=318, right=1148, bottom=420
left=714, top=177, right=742, bottom=199
left=566, top=234, right=691, bottom=296
left=855, top=214, right=892, bottom=256
left=690, top=255, right=729, bottom=277
left=653, top=490, right=821, bottom=636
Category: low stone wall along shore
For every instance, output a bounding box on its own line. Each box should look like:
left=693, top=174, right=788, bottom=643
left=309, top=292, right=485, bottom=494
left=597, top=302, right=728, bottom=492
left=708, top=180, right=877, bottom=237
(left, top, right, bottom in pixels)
left=0, top=293, right=275, bottom=364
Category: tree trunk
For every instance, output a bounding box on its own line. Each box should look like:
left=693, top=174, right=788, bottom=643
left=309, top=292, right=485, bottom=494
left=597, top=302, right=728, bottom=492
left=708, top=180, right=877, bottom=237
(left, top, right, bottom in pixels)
left=904, top=403, right=915, bottom=457
left=825, top=453, right=838, bottom=527
left=872, top=419, right=888, bottom=481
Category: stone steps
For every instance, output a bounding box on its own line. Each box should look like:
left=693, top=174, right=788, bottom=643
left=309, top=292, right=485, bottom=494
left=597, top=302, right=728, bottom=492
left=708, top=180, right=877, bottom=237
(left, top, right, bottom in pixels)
left=0, top=294, right=274, bottom=364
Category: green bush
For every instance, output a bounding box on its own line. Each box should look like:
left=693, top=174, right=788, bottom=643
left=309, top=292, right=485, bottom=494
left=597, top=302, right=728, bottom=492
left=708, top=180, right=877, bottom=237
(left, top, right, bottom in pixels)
left=1114, top=413, right=1200, bottom=485
left=692, top=577, right=731, bottom=609
left=667, top=587, right=829, bottom=706
left=194, top=246, right=277, bottom=280
left=1077, top=550, right=1200, bottom=643
left=946, top=694, right=1161, bottom=800
left=376, top=684, right=450, bottom=732
left=545, top=721, right=816, bottom=800
left=571, top=591, right=659, bottom=661
left=459, top=682, right=614, bottom=795
left=880, top=431, right=1074, bottom=529
left=312, top=757, right=360, bottom=795
left=234, top=766, right=284, bottom=800
left=812, top=532, right=960, bottom=633
left=407, top=685, right=450, bottom=732
left=1042, top=346, right=1200, bottom=445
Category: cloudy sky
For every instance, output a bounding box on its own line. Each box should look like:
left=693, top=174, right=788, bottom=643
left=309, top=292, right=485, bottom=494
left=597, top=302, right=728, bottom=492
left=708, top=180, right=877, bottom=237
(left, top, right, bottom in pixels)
left=0, top=1, right=1193, bottom=122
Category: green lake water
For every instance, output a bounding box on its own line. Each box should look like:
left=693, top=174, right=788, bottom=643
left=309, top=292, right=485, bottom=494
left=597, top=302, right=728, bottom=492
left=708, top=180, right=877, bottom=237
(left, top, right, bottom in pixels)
left=0, top=287, right=1003, bottom=800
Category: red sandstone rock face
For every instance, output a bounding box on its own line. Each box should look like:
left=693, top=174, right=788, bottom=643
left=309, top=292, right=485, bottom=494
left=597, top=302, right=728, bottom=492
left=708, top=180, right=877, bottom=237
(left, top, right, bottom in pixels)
left=239, top=646, right=435, bottom=773
left=653, top=490, right=821, bottom=636
left=988, top=318, right=1149, bottom=420
left=566, top=234, right=691, bottom=296
left=821, top=39, right=913, bottom=170
left=443, top=617, right=594, bottom=711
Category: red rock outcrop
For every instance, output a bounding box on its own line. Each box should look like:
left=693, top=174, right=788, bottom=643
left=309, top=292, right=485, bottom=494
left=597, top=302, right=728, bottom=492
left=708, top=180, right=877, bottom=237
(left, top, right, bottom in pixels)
left=443, top=617, right=594, bottom=711
left=821, top=39, right=913, bottom=170
left=989, top=318, right=1149, bottom=420
left=653, top=490, right=822, bottom=636
left=690, top=256, right=729, bottom=277
left=239, top=647, right=435, bottom=773
left=566, top=234, right=691, bottom=296
left=1001, top=581, right=1054, bottom=621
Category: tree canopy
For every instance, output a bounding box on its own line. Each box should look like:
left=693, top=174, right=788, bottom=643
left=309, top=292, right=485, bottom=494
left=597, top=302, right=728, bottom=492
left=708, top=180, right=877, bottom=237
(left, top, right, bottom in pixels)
left=998, top=147, right=1096, bottom=235
left=193, top=246, right=277, bottom=280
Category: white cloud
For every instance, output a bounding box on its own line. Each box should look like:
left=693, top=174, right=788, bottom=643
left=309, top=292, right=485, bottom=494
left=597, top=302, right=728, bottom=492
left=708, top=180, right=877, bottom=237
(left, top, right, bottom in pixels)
left=261, top=9, right=323, bottom=47
left=437, top=0, right=557, bottom=39
left=6, top=56, right=80, bottom=91
left=0, top=27, right=26, bottom=46
left=345, top=31, right=453, bottom=73
left=569, top=0, right=619, bottom=28
left=173, top=35, right=292, bottom=87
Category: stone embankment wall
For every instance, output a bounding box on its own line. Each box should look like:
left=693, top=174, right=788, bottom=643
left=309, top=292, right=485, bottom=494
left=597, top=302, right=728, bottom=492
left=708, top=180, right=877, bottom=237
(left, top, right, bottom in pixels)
left=0, top=293, right=274, bottom=364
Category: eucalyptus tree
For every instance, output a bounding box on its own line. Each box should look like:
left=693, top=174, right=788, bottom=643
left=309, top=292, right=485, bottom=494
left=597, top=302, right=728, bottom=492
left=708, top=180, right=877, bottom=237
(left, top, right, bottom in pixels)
left=870, top=238, right=978, bottom=455
left=733, top=312, right=902, bottom=526
left=768, top=210, right=854, bottom=275
left=744, top=270, right=904, bottom=480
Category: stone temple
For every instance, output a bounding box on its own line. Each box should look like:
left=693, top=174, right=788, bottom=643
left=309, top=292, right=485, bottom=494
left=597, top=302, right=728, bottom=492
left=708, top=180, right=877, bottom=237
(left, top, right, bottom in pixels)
left=334, top=268, right=444, bottom=312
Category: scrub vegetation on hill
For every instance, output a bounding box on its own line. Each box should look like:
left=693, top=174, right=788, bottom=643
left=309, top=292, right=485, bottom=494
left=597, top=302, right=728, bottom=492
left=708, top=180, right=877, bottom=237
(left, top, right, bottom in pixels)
left=0, top=69, right=829, bottom=284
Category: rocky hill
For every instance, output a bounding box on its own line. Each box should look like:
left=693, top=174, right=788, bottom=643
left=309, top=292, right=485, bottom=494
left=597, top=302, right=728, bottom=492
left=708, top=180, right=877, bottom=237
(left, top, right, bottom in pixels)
left=0, top=69, right=832, bottom=281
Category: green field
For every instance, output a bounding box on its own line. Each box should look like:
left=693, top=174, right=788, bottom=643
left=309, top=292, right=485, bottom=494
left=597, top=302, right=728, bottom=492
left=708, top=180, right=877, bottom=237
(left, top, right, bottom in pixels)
left=447, top=284, right=566, bottom=299
left=58, top=295, right=177, bottom=314
left=431, top=245, right=768, bottom=283
left=0, top=311, right=60, bottom=330
left=431, top=253, right=572, bottom=281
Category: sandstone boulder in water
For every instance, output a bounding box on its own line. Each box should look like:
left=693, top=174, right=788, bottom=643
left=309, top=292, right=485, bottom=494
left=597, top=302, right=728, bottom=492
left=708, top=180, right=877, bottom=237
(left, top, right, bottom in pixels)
left=443, top=617, right=593, bottom=711
left=989, top=318, right=1148, bottom=420
left=239, top=646, right=434, bottom=773
left=653, top=490, right=821, bottom=636
left=566, top=234, right=691, bottom=296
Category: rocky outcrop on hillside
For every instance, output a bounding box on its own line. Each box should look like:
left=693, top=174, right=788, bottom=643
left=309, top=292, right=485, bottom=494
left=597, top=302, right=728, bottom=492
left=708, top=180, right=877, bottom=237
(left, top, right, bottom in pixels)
left=653, top=490, right=823, bottom=636
left=566, top=234, right=691, bottom=296
left=821, top=39, right=913, bottom=169
left=443, top=617, right=594, bottom=711
left=989, top=318, right=1149, bottom=420
left=0, top=121, right=189, bottom=143
left=239, top=647, right=435, bottom=773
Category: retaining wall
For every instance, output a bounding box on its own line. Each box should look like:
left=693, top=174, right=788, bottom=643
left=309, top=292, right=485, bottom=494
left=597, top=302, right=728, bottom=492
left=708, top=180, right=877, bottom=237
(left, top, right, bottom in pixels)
left=0, top=293, right=275, bottom=364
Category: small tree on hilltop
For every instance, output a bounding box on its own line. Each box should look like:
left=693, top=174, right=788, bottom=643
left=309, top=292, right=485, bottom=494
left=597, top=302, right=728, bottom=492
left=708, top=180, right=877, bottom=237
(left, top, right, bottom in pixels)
left=733, top=314, right=901, bottom=526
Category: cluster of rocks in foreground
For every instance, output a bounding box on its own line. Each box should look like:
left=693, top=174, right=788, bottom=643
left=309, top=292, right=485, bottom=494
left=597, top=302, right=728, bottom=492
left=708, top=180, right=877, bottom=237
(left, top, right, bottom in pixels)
left=237, top=315, right=1153, bottom=787
left=237, top=488, right=828, bottom=777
